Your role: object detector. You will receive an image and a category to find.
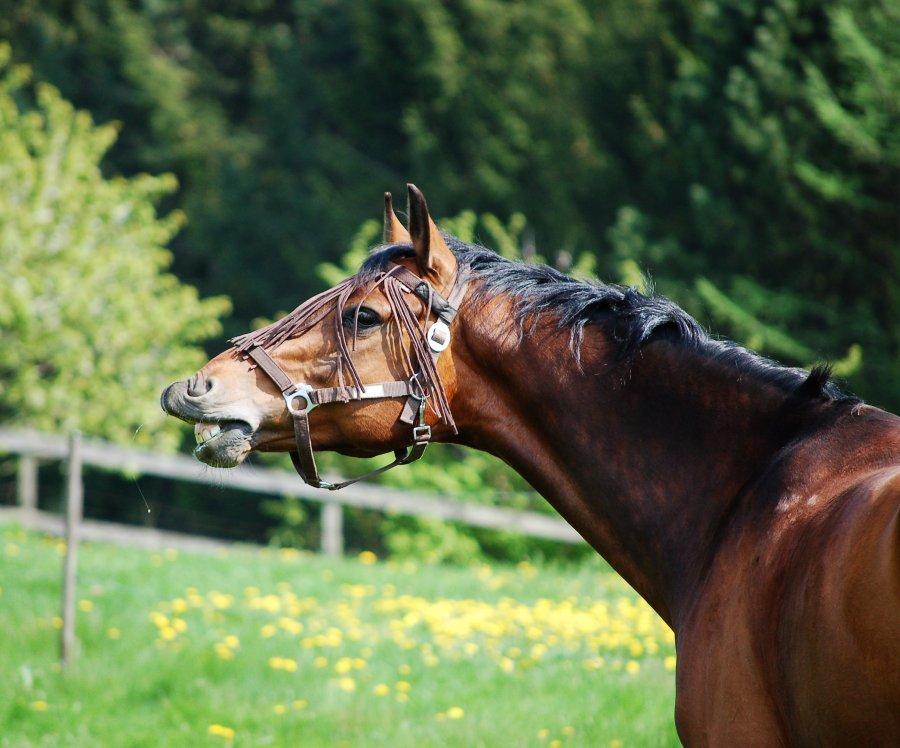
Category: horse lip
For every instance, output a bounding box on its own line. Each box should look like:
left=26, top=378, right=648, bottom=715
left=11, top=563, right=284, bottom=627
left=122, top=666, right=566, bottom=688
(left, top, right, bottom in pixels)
left=193, top=422, right=253, bottom=467
left=194, top=419, right=253, bottom=446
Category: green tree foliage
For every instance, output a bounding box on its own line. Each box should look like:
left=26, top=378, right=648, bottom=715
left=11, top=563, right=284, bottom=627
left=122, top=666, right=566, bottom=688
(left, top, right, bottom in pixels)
left=1, top=1, right=897, bottom=557
left=4, top=0, right=896, bottom=407
left=0, top=45, right=229, bottom=449
left=4, top=0, right=894, bottom=408
left=596, top=0, right=898, bottom=397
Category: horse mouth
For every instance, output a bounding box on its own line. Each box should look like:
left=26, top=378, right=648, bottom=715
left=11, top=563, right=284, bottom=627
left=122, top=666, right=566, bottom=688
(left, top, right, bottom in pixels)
left=192, top=419, right=253, bottom=468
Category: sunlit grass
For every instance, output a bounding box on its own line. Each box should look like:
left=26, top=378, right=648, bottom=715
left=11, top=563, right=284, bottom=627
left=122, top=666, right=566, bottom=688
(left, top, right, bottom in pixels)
left=0, top=525, right=678, bottom=746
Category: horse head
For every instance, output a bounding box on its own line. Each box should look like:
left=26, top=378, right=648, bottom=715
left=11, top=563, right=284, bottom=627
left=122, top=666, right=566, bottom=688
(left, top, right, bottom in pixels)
left=161, top=185, right=466, bottom=484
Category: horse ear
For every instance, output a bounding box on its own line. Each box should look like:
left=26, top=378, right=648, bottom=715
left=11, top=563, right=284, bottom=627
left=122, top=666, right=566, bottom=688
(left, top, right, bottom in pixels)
left=383, top=192, right=410, bottom=244
left=407, top=183, right=456, bottom=281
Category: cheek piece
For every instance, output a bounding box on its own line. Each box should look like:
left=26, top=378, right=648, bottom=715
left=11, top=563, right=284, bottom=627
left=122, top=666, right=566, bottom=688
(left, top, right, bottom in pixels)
left=230, top=263, right=469, bottom=491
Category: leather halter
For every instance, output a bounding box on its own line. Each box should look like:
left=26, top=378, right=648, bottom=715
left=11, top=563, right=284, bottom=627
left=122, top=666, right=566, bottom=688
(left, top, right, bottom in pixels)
left=245, top=263, right=468, bottom=491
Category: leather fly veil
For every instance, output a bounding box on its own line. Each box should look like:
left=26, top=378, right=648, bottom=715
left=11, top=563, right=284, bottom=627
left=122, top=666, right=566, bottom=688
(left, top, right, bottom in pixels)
left=230, top=262, right=467, bottom=490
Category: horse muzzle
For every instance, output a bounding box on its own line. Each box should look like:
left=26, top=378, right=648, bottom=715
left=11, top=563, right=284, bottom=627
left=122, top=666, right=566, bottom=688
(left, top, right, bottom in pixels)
left=160, top=378, right=259, bottom=467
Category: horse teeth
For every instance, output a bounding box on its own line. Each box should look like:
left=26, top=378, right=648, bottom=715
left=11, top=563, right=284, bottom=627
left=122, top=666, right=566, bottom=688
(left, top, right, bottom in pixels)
left=194, top=423, right=221, bottom=444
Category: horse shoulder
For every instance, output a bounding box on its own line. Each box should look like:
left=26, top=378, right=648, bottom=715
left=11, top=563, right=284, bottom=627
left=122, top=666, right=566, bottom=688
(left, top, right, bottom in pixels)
left=766, top=463, right=900, bottom=743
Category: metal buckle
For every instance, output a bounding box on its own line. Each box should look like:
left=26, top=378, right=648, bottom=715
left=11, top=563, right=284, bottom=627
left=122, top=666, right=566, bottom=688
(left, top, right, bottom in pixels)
left=284, top=384, right=317, bottom=415
left=426, top=320, right=451, bottom=353
left=408, top=372, right=428, bottom=401
left=412, top=424, right=432, bottom=443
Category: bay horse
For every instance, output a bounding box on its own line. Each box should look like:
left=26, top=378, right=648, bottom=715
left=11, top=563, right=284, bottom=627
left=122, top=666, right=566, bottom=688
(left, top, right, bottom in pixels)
left=162, top=185, right=899, bottom=744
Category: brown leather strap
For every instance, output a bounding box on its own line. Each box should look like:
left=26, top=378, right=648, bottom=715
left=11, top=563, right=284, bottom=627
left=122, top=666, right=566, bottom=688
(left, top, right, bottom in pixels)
left=309, top=381, right=416, bottom=406
left=291, top=400, right=431, bottom=491
left=290, top=410, right=322, bottom=486
left=247, top=347, right=295, bottom=393
left=389, top=265, right=460, bottom=323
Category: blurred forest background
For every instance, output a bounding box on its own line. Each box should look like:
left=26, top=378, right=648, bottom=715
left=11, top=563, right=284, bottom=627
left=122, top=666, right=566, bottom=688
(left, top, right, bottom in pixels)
left=1, top=0, right=897, bottom=562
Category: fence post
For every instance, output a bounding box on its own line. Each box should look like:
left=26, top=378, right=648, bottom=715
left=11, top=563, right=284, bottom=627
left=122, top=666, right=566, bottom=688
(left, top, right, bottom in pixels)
left=321, top=502, right=343, bottom=557
left=61, top=432, right=83, bottom=667
left=17, top=456, right=38, bottom=514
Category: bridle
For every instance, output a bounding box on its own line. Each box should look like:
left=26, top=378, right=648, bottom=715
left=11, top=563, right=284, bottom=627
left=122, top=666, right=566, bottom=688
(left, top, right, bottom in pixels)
left=236, top=263, right=468, bottom=491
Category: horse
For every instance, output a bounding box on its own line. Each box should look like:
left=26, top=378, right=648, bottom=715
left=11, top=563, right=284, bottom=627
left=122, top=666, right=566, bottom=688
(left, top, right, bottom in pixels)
left=161, top=184, right=900, bottom=744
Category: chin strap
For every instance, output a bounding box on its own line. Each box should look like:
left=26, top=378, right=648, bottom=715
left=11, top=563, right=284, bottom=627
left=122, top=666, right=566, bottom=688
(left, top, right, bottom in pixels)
left=245, top=264, right=468, bottom=491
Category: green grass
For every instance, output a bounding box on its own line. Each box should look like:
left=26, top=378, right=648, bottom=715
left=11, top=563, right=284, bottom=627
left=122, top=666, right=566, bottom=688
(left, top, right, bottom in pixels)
left=0, top=525, right=677, bottom=747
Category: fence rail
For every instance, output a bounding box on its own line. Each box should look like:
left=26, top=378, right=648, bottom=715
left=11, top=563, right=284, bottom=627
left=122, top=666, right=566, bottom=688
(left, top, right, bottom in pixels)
left=0, top=428, right=583, bottom=549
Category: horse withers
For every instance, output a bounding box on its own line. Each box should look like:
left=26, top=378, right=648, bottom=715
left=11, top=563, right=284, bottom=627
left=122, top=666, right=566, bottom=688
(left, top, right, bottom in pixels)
left=162, top=185, right=900, bottom=744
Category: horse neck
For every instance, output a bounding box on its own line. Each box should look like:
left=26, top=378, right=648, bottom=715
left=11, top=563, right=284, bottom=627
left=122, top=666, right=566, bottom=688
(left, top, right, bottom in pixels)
left=451, top=314, right=808, bottom=626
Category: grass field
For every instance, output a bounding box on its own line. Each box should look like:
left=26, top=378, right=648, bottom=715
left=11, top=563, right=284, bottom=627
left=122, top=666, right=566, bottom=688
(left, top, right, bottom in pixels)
left=0, top=524, right=678, bottom=747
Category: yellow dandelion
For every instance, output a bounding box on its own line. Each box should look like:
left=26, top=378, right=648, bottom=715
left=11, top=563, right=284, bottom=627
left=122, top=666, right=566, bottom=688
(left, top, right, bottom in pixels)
left=260, top=624, right=277, bottom=638
left=625, top=660, right=640, bottom=675
left=223, top=634, right=239, bottom=649
left=208, top=592, right=233, bottom=610
left=313, top=656, right=328, bottom=669
left=664, top=655, right=677, bottom=672
left=30, top=700, right=48, bottom=711
left=395, top=692, right=409, bottom=703
left=538, top=728, right=550, bottom=739
left=446, top=706, right=464, bottom=720
left=435, top=712, right=446, bottom=721
left=208, top=724, right=235, bottom=740
left=334, top=657, right=353, bottom=674
left=292, top=699, right=308, bottom=710
left=78, top=599, right=94, bottom=612
left=107, top=627, right=121, bottom=640
left=357, top=550, right=377, bottom=565
left=398, top=664, right=411, bottom=675
left=609, top=741, right=623, bottom=748
left=395, top=681, right=411, bottom=693
left=373, top=684, right=390, bottom=696
left=337, top=677, right=356, bottom=692
left=214, top=643, right=235, bottom=660
left=278, top=617, right=302, bottom=635
left=562, top=726, right=576, bottom=736
left=159, top=626, right=177, bottom=641
left=549, top=740, right=562, bottom=748
left=273, top=704, right=287, bottom=715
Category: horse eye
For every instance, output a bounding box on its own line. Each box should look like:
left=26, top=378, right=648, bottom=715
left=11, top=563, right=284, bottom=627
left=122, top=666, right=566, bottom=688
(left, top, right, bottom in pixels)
left=344, top=306, right=382, bottom=330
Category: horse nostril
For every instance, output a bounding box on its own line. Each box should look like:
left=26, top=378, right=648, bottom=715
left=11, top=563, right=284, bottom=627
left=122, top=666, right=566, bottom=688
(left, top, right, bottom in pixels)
left=186, top=374, right=213, bottom=398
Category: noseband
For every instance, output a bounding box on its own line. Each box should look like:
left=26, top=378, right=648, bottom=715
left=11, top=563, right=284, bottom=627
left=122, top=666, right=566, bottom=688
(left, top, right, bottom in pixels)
left=237, top=264, right=468, bottom=491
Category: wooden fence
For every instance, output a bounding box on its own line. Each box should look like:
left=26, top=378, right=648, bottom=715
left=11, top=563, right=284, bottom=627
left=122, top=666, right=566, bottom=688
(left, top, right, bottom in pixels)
left=0, top=427, right=584, bottom=665
left=0, top=427, right=583, bottom=552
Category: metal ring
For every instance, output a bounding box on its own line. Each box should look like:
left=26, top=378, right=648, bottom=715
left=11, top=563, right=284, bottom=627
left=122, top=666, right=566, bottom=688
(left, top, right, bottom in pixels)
left=408, top=372, right=428, bottom=401
left=284, top=385, right=316, bottom=415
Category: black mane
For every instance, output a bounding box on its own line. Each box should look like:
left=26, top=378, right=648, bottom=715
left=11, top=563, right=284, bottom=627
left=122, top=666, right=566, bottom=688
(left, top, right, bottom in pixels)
left=359, top=237, right=852, bottom=403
